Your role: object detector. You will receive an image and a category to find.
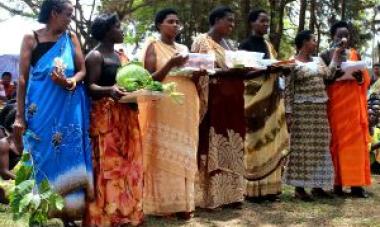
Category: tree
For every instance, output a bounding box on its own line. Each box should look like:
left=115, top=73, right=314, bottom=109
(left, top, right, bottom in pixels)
left=0, top=0, right=156, bottom=53
left=298, top=0, right=307, bottom=33
left=269, top=0, right=295, bottom=52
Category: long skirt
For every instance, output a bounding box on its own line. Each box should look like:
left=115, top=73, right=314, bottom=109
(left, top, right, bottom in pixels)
left=283, top=103, right=334, bottom=189
left=244, top=75, right=289, bottom=198
left=196, top=77, right=245, bottom=209
left=84, top=99, right=143, bottom=226
left=139, top=76, right=199, bottom=215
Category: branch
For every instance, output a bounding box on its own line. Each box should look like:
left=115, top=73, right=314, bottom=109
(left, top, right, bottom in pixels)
left=88, top=0, right=96, bottom=22
left=0, top=2, right=35, bottom=18
left=22, top=0, right=40, bottom=14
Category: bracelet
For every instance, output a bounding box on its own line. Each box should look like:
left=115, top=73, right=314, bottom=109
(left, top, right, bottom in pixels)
left=65, top=79, right=77, bottom=91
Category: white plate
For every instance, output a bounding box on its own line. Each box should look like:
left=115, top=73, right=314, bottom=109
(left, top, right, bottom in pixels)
left=119, top=90, right=165, bottom=103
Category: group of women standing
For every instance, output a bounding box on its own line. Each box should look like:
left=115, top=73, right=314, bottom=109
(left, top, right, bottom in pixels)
left=284, top=23, right=371, bottom=200
left=14, top=0, right=372, bottom=226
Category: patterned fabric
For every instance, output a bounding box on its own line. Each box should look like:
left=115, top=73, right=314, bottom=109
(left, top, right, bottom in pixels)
left=283, top=58, right=334, bottom=189
left=324, top=49, right=371, bottom=186
left=84, top=99, right=143, bottom=226
left=192, top=34, right=245, bottom=209
left=241, top=40, right=289, bottom=198
left=22, top=32, right=93, bottom=218
left=283, top=103, right=333, bottom=188
left=139, top=39, right=199, bottom=215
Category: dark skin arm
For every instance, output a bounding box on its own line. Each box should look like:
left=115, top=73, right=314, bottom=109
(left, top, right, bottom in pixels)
left=144, top=43, right=188, bottom=81
left=86, top=50, right=126, bottom=100
left=14, top=33, right=35, bottom=154
left=71, top=32, right=86, bottom=83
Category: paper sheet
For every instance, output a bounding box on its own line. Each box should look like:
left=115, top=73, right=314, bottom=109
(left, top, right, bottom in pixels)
left=336, top=61, right=367, bottom=81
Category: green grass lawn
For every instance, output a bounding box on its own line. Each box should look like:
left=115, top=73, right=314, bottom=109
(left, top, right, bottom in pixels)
left=1, top=176, right=380, bottom=227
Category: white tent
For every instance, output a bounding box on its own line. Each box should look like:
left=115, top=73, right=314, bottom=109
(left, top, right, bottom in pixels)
left=0, top=16, right=42, bottom=55
left=0, top=16, right=41, bottom=80
left=0, top=55, right=19, bottom=81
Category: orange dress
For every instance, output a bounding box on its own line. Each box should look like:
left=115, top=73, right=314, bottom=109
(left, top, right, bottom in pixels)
left=327, top=49, right=371, bottom=186
left=84, top=99, right=143, bottom=226
left=139, top=40, right=199, bottom=215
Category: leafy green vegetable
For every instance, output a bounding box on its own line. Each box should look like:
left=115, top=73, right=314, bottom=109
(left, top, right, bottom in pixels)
left=145, top=81, right=163, bottom=92
left=116, top=61, right=184, bottom=104
left=9, top=153, right=65, bottom=226
left=116, top=61, right=153, bottom=91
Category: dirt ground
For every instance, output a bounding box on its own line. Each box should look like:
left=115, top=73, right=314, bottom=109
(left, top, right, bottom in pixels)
left=1, top=176, right=380, bottom=227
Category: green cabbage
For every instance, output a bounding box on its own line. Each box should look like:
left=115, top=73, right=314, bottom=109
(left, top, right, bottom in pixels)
left=116, top=61, right=154, bottom=91
left=116, top=61, right=184, bottom=104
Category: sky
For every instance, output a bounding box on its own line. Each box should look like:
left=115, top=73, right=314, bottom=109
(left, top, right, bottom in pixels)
left=0, top=0, right=97, bottom=55
left=0, top=14, right=42, bottom=55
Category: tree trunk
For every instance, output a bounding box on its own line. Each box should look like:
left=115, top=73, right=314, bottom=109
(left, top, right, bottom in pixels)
left=309, top=0, right=316, bottom=33
left=241, top=0, right=251, bottom=38
left=341, top=0, right=346, bottom=20
left=269, top=0, right=293, bottom=53
left=316, top=22, right=321, bottom=53
left=298, top=0, right=307, bottom=33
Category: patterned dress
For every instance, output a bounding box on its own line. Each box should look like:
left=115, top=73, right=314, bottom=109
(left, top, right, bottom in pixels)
left=283, top=58, right=334, bottom=189
left=240, top=40, right=289, bottom=198
left=84, top=58, right=143, bottom=226
left=139, top=39, right=200, bottom=215
left=192, top=34, right=245, bottom=209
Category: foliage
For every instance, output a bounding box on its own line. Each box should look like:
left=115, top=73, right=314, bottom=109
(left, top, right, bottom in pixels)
left=9, top=153, right=64, bottom=227
left=0, top=0, right=378, bottom=58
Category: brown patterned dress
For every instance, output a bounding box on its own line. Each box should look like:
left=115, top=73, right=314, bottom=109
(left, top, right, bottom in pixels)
left=283, top=57, right=334, bottom=189
left=192, top=34, right=245, bottom=209
left=242, top=40, right=289, bottom=198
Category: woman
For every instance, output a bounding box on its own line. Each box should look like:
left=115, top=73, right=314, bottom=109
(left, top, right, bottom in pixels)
left=0, top=104, right=19, bottom=181
left=283, top=30, right=335, bottom=201
left=191, top=6, right=246, bottom=209
left=239, top=9, right=289, bottom=202
left=14, top=0, right=93, bottom=220
left=83, top=14, right=143, bottom=226
left=140, top=8, right=200, bottom=218
left=320, top=21, right=371, bottom=198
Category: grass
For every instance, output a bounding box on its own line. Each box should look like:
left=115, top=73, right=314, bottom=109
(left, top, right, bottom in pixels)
left=1, top=177, right=380, bottom=226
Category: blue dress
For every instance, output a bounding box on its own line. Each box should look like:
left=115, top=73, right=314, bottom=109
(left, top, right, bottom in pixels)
left=23, top=32, right=93, bottom=216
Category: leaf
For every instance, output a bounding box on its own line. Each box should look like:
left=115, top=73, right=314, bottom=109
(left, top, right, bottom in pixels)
left=9, top=192, right=23, bottom=218
left=51, top=193, right=64, bottom=211
left=18, top=192, right=33, bottom=212
left=29, top=194, right=41, bottom=211
left=39, top=179, right=51, bottom=194
left=15, top=179, right=34, bottom=196
left=20, top=153, right=30, bottom=162
left=15, top=165, right=33, bottom=185
left=29, top=210, right=48, bottom=226
left=40, top=190, right=52, bottom=200
left=41, top=200, right=49, bottom=214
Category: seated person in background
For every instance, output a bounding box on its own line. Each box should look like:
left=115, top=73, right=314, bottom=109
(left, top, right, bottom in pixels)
left=0, top=72, right=16, bottom=100
left=0, top=104, right=18, bottom=204
left=371, top=63, right=380, bottom=86
left=0, top=105, right=20, bottom=180
left=117, top=48, right=129, bottom=65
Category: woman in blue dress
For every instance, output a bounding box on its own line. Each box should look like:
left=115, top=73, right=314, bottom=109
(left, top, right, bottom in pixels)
left=14, top=0, right=93, bottom=221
